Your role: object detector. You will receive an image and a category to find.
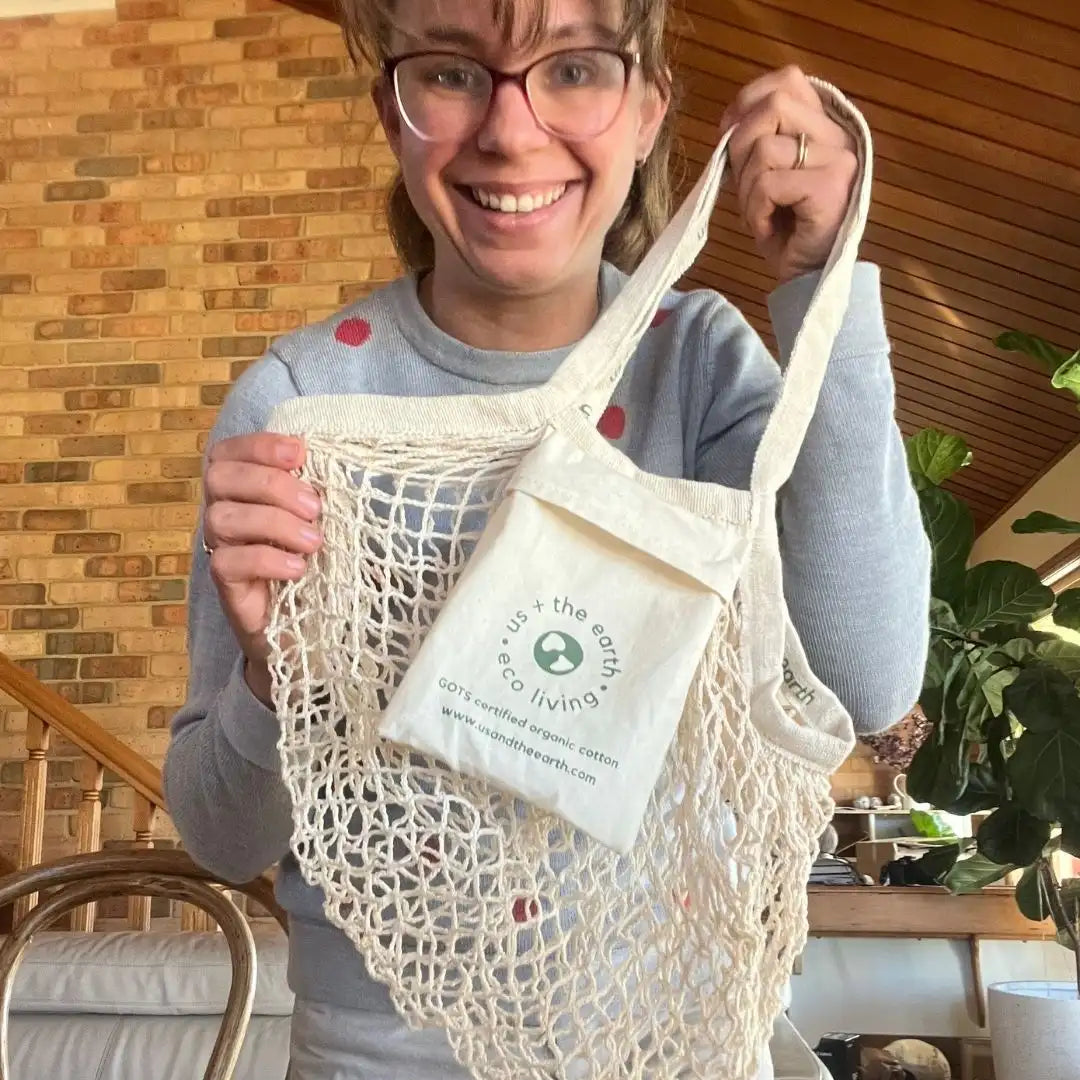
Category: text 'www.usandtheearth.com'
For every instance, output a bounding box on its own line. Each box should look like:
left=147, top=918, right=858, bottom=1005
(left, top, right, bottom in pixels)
left=441, top=706, right=600, bottom=786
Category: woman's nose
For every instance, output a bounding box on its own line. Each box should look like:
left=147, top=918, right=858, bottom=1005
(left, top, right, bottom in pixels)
left=475, top=78, right=552, bottom=155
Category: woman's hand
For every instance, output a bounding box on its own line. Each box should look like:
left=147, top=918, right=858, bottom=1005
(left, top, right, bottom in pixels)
left=202, top=433, right=322, bottom=702
left=721, top=65, right=859, bottom=284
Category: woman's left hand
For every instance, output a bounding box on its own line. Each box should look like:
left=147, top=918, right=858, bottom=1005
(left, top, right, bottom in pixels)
left=721, top=65, right=859, bottom=285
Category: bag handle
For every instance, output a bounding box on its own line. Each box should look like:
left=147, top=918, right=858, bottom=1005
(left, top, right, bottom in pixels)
left=548, top=78, right=874, bottom=498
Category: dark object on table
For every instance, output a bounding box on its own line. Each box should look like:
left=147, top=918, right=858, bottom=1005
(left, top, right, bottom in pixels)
left=815, top=1032, right=862, bottom=1079
left=809, top=854, right=863, bottom=885
left=878, top=856, right=940, bottom=887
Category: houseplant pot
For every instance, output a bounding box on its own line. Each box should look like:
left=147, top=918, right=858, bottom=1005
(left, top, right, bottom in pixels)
left=988, top=981, right=1080, bottom=1080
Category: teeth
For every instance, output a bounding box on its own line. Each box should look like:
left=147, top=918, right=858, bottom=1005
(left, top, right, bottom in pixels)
left=471, top=184, right=567, bottom=214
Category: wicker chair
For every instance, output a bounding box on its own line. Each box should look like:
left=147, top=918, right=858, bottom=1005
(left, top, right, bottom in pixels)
left=0, top=849, right=286, bottom=1080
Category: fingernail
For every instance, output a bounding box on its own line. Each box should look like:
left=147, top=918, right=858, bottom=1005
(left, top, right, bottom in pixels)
left=276, top=437, right=300, bottom=466
left=299, top=525, right=321, bottom=547
left=298, top=491, right=321, bottom=518
left=285, top=554, right=306, bottom=572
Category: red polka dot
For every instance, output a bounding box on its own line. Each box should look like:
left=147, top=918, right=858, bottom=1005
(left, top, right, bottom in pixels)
left=335, top=317, right=371, bottom=347
left=651, top=308, right=672, bottom=328
left=512, top=897, right=539, bottom=923
left=597, top=405, right=626, bottom=440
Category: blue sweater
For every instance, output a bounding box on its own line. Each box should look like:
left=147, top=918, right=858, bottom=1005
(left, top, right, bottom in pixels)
left=164, top=260, right=930, bottom=1008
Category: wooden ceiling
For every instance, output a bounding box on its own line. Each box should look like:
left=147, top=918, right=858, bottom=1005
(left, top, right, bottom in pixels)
left=287, top=0, right=1080, bottom=530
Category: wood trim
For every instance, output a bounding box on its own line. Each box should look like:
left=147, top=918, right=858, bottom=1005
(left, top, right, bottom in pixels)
left=808, top=885, right=1056, bottom=940
left=0, top=653, right=162, bottom=808
left=1040, top=537, right=1080, bottom=587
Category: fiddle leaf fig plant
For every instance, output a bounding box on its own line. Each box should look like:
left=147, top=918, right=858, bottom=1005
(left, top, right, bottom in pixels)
left=904, top=328, right=1080, bottom=995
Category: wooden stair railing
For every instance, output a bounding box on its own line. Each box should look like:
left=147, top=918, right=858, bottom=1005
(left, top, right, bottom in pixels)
left=0, top=653, right=282, bottom=933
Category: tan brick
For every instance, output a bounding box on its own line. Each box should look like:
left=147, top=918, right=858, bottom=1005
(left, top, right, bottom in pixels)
left=234, top=309, right=301, bottom=333
left=303, top=212, right=362, bottom=238
left=68, top=293, right=135, bottom=317
left=110, top=87, right=171, bottom=112
left=115, top=675, right=185, bottom=703
left=142, top=107, right=205, bottom=130
left=2, top=295, right=66, bottom=319
left=78, top=68, right=148, bottom=92
left=58, top=434, right=125, bottom=457
left=0, top=633, right=48, bottom=659
left=147, top=19, right=214, bottom=44
left=307, top=259, right=371, bottom=283
left=204, top=194, right=269, bottom=217
left=271, top=283, right=339, bottom=307
left=81, top=605, right=152, bottom=629
left=238, top=263, right=302, bottom=286
left=80, top=656, right=147, bottom=679
left=238, top=125, right=307, bottom=150
left=10, top=160, right=77, bottom=184
left=77, top=112, right=137, bottom=134
left=276, top=146, right=341, bottom=170
left=171, top=219, right=236, bottom=243
left=215, top=15, right=271, bottom=37
left=75, top=156, right=140, bottom=178
left=71, top=247, right=136, bottom=270
left=42, top=225, right=108, bottom=247
left=122, top=530, right=193, bottom=554
left=276, top=100, right=349, bottom=124
left=69, top=342, right=133, bottom=364
left=84, top=555, right=153, bottom=578
left=150, top=654, right=189, bottom=679
left=12, top=607, right=80, bottom=631
left=208, top=104, right=276, bottom=128
left=238, top=215, right=299, bottom=239
left=160, top=408, right=215, bottom=430
left=0, top=229, right=39, bottom=249
left=109, top=132, right=175, bottom=156
left=101, top=315, right=169, bottom=338
left=94, top=361, right=161, bottom=386
left=201, top=334, right=266, bottom=358
left=28, top=366, right=93, bottom=389
left=104, top=224, right=171, bottom=246
left=102, top=268, right=167, bottom=292
left=241, top=79, right=307, bottom=106
left=72, top=202, right=140, bottom=226
left=306, top=166, right=371, bottom=190
left=112, top=44, right=177, bottom=67
left=116, top=0, right=179, bottom=18
left=243, top=36, right=306, bottom=60
left=132, top=338, right=200, bottom=361
left=92, top=410, right=161, bottom=435
left=64, top=388, right=132, bottom=410
left=91, top=458, right=158, bottom=482
left=278, top=57, right=340, bottom=78
left=203, top=287, right=268, bottom=309
left=84, top=21, right=150, bottom=46
left=4, top=205, right=72, bottom=230
left=47, top=582, right=117, bottom=605
left=143, top=151, right=209, bottom=175
left=125, top=432, right=200, bottom=456
left=0, top=584, right=46, bottom=605
left=35, top=319, right=100, bottom=341
left=174, top=127, right=236, bottom=153
left=202, top=240, right=266, bottom=262
left=174, top=173, right=241, bottom=198
left=127, top=481, right=191, bottom=503
left=156, top=553, right=191, bottom=576
left=175, top=82, right=239, bottom=109
left=241, top=169, right=307, bottom=193
left=26, top=413, right=91, bottom=436
left=176, top=39, right=244, bottom=65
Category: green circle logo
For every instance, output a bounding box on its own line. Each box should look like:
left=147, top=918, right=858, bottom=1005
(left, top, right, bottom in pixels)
left=533, top=631, right=584, bottom=675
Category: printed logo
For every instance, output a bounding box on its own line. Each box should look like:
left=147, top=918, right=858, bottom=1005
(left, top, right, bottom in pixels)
left=534, top=631, right=584, bottom=675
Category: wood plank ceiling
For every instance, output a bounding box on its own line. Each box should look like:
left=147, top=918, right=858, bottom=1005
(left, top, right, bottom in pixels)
left=287, top=0, right=1080, bottom=529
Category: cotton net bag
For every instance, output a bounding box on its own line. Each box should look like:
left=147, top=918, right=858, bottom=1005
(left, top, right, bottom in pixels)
left=265, top=77, right=870, bottom=1080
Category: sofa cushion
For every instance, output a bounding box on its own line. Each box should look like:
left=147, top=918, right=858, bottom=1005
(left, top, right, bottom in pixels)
left=9, top=929, right=293, bottom=1016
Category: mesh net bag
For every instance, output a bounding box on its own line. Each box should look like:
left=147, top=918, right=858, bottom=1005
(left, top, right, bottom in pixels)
left=265, top=79, right=873, bottom=1079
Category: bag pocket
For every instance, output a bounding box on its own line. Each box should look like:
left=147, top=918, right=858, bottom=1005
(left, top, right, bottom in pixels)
left=379, top=431, right=750, bottom=853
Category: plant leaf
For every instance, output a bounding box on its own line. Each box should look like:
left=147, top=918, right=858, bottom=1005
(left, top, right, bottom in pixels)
left=1053, top=589, right=1080, bottom=633
left=906, top=429, right=973, bottom=486
left=924, top=636, right=957, bottom=692
left=1038, top=640, right=1080, bottom=682
left=911, top=808, right=958, bottom=839
left=918, top=841, right=963, bottom=884
left=1012, top=511, right=1080, bottom=535
left=1008, top=726, right=1080, bottom=822
left=977, top=804, right=1051, bottom=865
left=995, top=330, right=1071, bottom=374
left=944, top=852, right=1014, bottom=894
left=919, top=487, right=974, bottom=606
left=957, top=561, right=1055, bottom=630
left=1003, top=664, right=1080, bottom=732
left=942, top=761, right=1003, bottom=815
left=978, top=639, right=1035, bottom=715
left=1051, top=350, right=1080, bottom=402
left=1016, top=863, right=1052, bottom=922
left=907, top=720, right=969, bottom=807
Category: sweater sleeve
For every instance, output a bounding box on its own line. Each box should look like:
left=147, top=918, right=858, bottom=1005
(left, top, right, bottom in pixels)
left=162, top=350, right=302, bottom=883
left=695, top=262, right=930, bottom=734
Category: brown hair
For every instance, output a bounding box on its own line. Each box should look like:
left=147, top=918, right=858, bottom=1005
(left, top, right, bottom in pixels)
left=337, top=0, right=680, bottom=273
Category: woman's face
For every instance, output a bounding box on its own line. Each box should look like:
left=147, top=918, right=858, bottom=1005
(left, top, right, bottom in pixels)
left=377, top=0, right=667, bottom=297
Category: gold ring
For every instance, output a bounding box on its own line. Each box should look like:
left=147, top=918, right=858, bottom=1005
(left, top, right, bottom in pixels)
left=793, top=131, right=809, bottom=170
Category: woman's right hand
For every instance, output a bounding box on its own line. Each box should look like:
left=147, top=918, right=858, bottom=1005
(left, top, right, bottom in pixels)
left=202, top=433, right=322, bottom=703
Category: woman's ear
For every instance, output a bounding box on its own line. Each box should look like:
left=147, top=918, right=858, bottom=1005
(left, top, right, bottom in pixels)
left=635, top=72, right=671, bottom=163
left=373, top=77, right=403, bottom=158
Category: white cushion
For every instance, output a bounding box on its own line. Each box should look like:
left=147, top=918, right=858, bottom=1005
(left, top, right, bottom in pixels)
left=8, top=929, right=293, bottom=1016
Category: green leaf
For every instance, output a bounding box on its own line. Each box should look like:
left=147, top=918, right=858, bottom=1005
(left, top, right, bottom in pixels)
left=1012, top=511, right=1080, bottom=535
left=1054, top=589, right=1080, bottom=633
left=957, top=561, right=1055, bottom=630
left=1051, top=350, right=1080, bottom=402
left=919, top=487, right=975, bottom=606
left=924, top=636, right=957, bottom=692
left=906, top=429, right=973, bottom=486
left=996, top=330, right=1071, bottom=374
left=978, top=639, right=1035, bottom=715
left=906, top=721, right=969, bottom=807
left=1003, top=664, right=1080, bottom=732
left=1038, top=640, right=1080, bottom=682
left=977, top=804, right=1051, bottom=865
left=1008, top=726, right=1080, bottom=822
left=942, top=761, right=1003, bottom=815
left=911, top=808, right=958, bottom=838
left=944, top=852, right=1014, bottom=894
left=983, top=623, right=1058, bottom=648
left=918, top=841, right=963, bottom=884
left=1016, top=863, right=1052, bottom=922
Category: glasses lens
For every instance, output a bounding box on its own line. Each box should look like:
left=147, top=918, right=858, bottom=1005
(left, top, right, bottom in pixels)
left=527, top=50, right=628, bottom=138
left=394, top=55, right=491, bottom=140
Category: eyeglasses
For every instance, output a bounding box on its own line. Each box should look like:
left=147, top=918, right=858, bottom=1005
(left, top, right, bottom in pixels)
left=383, top=48, right=640, bottom=143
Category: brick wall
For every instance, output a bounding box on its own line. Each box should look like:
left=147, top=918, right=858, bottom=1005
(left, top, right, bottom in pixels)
left=0, top=0, right=399, bottom=857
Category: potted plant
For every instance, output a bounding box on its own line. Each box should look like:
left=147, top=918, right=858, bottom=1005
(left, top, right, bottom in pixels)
left=902, top=330, right=1080, bottom=1080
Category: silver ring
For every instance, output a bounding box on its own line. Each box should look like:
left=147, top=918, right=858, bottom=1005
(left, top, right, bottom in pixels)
left=793, top=131, right=809, bottom=170
left=201, top=534, right=214, bottom=557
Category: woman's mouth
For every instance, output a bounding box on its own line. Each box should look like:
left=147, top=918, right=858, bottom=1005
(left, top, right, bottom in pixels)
left=465, top=183, right=569, bottom=215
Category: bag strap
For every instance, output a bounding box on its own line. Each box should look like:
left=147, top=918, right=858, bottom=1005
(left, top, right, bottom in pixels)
left=548, top=78, right=874, bottom=498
